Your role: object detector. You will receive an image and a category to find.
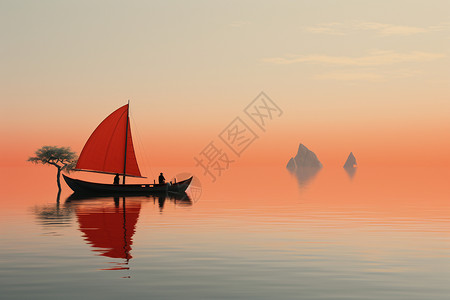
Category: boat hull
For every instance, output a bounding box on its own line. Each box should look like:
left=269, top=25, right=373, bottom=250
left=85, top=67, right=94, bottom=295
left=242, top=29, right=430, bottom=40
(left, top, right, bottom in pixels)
left=63, top=175, right=193, bottom=195
left=169, top=177, right=193, bottom=193
left=63, top=174, right=169, bottom=195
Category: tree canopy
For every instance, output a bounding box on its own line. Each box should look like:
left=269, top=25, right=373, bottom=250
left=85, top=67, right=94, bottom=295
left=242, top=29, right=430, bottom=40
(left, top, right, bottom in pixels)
left=28, top=146, right=78, bottom=196
left=28, top=146, right=78, bottom=171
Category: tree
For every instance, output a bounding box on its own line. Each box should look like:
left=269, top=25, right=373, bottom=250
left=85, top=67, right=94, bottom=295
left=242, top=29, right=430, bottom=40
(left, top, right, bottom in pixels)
left=28, top=146, right=78, bottom=192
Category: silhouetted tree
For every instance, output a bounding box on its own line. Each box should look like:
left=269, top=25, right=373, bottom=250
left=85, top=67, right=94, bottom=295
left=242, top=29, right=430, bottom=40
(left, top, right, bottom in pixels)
left=28, top=146, right=78, bottom=194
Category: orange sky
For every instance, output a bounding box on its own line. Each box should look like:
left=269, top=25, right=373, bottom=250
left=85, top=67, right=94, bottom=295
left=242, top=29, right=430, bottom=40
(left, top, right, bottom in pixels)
left=4, top=103, right=449, bottom=169
left=1, top=1, right=449, bottom=169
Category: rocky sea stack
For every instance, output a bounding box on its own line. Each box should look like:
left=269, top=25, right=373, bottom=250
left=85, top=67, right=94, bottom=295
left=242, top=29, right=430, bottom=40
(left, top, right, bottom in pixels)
left=343, top=152, right=357, bottom=168
left=286, top=143, right=322, bottom=171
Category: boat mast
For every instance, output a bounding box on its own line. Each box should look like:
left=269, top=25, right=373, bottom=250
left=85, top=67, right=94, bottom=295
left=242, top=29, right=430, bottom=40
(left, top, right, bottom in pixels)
left=123, top=100, right=130, bottom=184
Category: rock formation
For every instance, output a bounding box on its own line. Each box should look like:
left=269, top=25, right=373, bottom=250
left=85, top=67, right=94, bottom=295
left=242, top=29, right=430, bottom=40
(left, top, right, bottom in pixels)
left=287, top=143, right=322, bottom=186
left=286, top=143, right=322, bottom=171
left=343, top=152, right=357, bottom=179
left=286, top=157, right=296, bottom=171
left=343, top=152, right=357, bottom=168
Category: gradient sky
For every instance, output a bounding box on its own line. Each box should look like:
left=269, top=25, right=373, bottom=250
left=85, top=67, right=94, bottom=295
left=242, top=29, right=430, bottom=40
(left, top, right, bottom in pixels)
left=1, top=0, right=449, bottom=169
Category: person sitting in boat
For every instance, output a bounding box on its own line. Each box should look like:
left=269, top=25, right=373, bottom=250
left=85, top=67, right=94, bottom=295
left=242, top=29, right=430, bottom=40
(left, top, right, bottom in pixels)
left=113, top=173, right=120, bottom=185
left=158, top=173, right=165, bottom=184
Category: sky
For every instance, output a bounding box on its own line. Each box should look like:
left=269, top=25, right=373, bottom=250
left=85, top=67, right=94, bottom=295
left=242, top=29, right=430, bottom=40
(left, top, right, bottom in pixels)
left=1, top=0, right=449, bottom=171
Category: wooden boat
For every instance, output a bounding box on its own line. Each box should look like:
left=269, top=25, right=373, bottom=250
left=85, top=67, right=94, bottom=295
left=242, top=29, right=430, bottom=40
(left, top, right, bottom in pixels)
left=63, top=103, right=192, bottom=195
left=63, top=175, right=169, bottom=194
left=169, top=177, right=193, bottom=193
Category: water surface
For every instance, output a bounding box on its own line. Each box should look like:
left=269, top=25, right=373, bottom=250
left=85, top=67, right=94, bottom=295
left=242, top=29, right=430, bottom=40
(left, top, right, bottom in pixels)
left=1, top=166, right=449, bottom=299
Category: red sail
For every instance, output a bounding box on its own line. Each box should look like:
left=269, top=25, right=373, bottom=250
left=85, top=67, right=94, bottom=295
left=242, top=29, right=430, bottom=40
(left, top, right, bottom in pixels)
left=76, top=104, right=142, bottom=177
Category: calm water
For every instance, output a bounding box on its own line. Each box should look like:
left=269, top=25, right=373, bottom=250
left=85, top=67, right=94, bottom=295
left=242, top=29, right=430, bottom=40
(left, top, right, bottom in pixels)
left=1, top=165, right=450, bottom=300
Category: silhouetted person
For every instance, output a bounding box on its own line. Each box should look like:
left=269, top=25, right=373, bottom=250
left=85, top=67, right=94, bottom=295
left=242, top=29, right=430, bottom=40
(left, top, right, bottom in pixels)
left=113, top=174, right=120, bottom=185
left=158, top=172, right=165, bottom=184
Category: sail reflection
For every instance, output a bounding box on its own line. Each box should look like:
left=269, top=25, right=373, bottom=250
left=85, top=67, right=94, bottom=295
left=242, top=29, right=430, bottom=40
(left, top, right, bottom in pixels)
left=65, top=192, right=192, bottom=271
left=75, top=198, right=140, bottom=268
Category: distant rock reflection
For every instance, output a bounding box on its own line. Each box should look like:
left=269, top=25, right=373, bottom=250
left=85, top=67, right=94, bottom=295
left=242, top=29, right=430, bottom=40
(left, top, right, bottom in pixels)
left=344, top=166, right=357, bottom=179
left=289, top=166, right=321, bottom=187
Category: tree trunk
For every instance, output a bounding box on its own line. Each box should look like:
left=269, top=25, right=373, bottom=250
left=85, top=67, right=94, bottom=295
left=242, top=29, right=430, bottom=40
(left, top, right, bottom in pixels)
left=56, top=188, right=61, bottom=203
left=56, top=167, right=62, bottom=193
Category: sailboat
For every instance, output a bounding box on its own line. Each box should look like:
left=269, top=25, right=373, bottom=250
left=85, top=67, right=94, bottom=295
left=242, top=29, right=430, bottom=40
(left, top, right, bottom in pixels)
left=63, top=103, right=192, bottom=195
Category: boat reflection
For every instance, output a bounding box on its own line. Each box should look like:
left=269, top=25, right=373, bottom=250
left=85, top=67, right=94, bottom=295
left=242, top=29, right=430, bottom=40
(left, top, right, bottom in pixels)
left=153, top=192, right=193, bottom=211
left=64, top=192, right=191, bottom=272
